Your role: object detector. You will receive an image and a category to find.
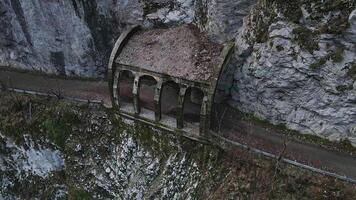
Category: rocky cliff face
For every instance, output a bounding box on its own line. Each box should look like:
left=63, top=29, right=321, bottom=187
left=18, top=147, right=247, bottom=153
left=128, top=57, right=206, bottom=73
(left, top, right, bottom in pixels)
left=231, top=0, right=356, bottom=145
left=0, top=0, right=355, bottom=144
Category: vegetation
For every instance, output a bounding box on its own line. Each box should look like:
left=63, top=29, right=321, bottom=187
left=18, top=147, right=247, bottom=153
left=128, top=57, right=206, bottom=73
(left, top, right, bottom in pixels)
left=250, top=0, right=355, bottom=52
left=1, top=92, right=356, bottom=199
left=270, top=0, right=302, bottom=23
left=309, top=49, right=345, bottom=70
left=336, top=85, right=353, bottom=92
left=347, top=62, right=356, bottom=80
left=329, top=48, right=344, bottom=63
left=68, top=187, right=92, bottom=200
left=293, top=27, right=320, bottom=53
left=309, top=58, right=327, bottom=70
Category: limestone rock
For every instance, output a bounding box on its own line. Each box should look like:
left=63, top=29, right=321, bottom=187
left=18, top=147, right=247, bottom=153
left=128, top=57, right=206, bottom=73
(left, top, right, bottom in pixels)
left=231, top=0, right=356, bottom=145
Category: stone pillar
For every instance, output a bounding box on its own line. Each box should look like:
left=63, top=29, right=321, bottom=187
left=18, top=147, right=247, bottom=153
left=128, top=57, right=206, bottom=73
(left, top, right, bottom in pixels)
left=177, top=86, right=187, bottom=129
left=154, top=79, right=163, bottom=121
left=199, top=95, right=209, bottom=135
left=132, top=75, right=141, bottom=114
left=112, top=69, right=121, bottom=109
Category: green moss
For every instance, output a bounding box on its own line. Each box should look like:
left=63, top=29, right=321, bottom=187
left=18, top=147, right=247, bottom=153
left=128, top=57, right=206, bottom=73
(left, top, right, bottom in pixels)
left=34, top=102, right=81, bottom=150
left=336, top=85, right=353, bottom=92
left=347, top=62, right=356, bottom=80
left=329, top=49, right=344, bottom=63
left=338, top=139, right=355, bottom=153
left=271, top=0, right=302, bottom=23
left=309, top=58, right=327, bottom=70
left=308, top=49, right=344, bottom=70
left=255, top=26, right=270, bottom=43
left=68, top=187, right=92, bottom=200
left=41, top=119, right=70, bottom=151
left=196, top=1, right=208, bottom=27
left=142, top=1, right=173, bottom=17
left=252, top=2, right=277, bottom=44
left=293, top=27, right=320, bottom=53
left=108, top=113, right=177, bottom=159
left=318, top=16, right=350, bottom=35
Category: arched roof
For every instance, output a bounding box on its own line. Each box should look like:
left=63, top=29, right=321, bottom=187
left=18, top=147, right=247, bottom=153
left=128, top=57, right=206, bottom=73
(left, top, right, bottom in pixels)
left=108, top=24, right=235, bottom=136
left=115, top=25, right=224, bottom=83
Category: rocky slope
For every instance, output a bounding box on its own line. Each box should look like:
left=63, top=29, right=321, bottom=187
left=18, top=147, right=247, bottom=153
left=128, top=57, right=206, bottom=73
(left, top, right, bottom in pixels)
left=1, top=92, right=356, bottom=199
left=0, top=0, right=355, bottom=144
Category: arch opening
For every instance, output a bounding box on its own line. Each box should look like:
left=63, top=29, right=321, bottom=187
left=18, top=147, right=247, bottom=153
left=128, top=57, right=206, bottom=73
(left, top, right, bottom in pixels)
left=138, top=75, right=157, bottom=119
left=161, top=81, right=180, bottom=118
left=183, top=87, right=204, bottom=124
left=138, top=75, right=157, bottom=110
left=118, top=70, right=135, bottom=109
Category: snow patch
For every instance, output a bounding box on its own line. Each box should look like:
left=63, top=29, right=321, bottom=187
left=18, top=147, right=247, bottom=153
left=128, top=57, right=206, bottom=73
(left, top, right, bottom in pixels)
left=1, top=133, right=65, bottom=178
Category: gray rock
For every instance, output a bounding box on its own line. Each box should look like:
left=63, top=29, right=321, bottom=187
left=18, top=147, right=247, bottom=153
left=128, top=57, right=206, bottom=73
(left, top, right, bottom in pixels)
left=231, top=1, right=356, bottom=145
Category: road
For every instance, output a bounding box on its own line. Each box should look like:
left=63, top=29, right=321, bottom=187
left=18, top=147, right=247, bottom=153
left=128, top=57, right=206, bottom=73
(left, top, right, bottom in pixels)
left=1, top=68, right=355, bottom=183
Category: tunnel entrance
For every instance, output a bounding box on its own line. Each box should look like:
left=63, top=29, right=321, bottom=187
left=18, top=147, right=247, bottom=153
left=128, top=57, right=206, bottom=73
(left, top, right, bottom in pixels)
left=108, top=25, right=234, bottom=136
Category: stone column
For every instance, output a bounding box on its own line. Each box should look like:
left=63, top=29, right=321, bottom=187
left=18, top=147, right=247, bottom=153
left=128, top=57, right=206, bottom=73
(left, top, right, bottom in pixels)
left=112, top=69, right=121, bottom=109
left=199, top=95, right=209, bottom=135
left=154, top=79, right=163, bottom=122
left=177, top=86, right=187, bottom=129
left=132, top=75, right=141, bottom=114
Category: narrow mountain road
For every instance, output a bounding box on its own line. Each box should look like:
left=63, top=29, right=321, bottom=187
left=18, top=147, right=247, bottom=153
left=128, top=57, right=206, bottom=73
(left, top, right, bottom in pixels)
left=1, top=68, right=355, bottom=184
left=0, top=69, right=111, bottom=107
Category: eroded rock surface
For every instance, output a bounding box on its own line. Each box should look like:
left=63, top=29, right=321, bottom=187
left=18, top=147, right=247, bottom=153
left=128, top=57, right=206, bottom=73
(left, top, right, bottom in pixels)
left=231, top=0, right=356, bottom=145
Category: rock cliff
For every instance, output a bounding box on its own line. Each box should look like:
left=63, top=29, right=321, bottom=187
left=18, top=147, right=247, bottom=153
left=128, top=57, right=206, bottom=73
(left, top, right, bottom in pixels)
left=231, top=0, right=356, bottom=145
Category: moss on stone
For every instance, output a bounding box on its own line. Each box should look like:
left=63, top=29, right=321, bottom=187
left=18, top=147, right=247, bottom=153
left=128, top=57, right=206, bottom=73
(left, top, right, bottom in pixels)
left=328, top=48, right=344, bottom=63
left=68, top=187, right=92, bottom=200
left=347, top=62, right=356, bottom=80
left=141, top=1, right=173, bottom=17
left=41, top=119, right=70, bottom=151
left=271, top=0, right=302, bottom=23
left=318, top=16, right=350, bottom=35
left=293, top=27, right=320, bottom=53
left=336, top=85, right=353, bottom=92
left=309, top=58, right=327, bottom=70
